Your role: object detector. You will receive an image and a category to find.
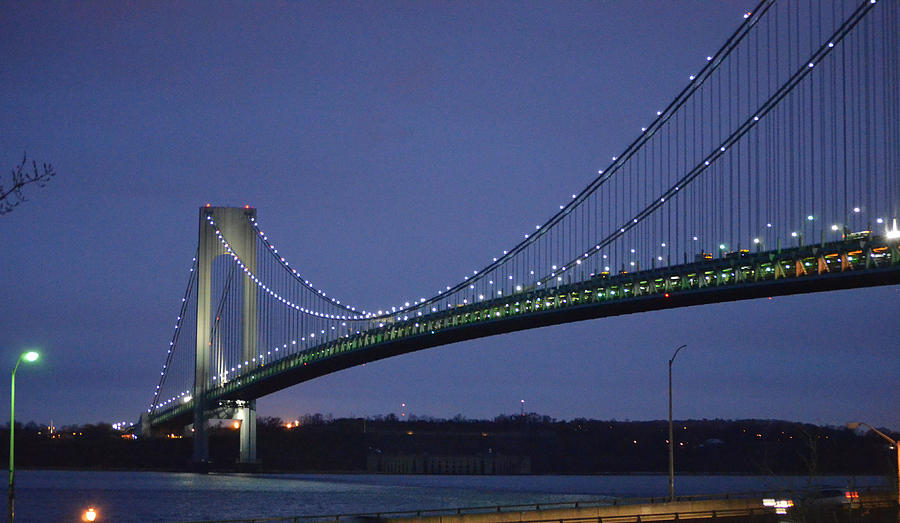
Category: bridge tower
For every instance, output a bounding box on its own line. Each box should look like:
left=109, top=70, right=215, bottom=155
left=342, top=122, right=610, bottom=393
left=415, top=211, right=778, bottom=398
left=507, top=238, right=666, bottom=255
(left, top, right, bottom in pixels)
left=194, top=206, right=258, bottom=465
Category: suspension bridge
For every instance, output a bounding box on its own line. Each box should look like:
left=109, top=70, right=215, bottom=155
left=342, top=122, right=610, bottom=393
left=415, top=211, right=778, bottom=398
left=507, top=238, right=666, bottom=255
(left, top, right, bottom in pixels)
left=141, top=0, right=899, bottom=465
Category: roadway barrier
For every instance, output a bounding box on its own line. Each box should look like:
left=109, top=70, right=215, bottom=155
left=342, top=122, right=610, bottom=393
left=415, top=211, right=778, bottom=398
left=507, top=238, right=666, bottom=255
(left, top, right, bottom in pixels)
left=173, top=489, right=896, bottom=522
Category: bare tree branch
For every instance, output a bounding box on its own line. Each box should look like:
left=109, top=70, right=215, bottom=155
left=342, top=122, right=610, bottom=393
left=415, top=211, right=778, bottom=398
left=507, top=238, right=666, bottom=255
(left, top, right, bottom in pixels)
left=0, top=152, right=56, bottom=215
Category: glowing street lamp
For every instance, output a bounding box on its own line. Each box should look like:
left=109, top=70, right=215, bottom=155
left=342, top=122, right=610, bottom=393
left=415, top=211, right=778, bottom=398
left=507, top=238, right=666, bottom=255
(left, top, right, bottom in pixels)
left=885, top=219, right=900, bottom=240
left=82, top=507, right=98, bottom=522
left=847, top=422, right=900, bottom=507
left=8, top=351, right=39, bottom=522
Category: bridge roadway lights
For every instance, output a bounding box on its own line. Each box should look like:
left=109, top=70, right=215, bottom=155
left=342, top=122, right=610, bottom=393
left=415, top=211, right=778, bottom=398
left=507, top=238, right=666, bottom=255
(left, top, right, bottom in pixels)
left=149, top=230, right=900, bottom=464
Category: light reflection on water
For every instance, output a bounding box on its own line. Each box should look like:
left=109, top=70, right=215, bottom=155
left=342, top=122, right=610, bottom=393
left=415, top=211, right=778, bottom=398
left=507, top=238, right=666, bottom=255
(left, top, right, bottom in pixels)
left=16, top=470, right=885, bottom=522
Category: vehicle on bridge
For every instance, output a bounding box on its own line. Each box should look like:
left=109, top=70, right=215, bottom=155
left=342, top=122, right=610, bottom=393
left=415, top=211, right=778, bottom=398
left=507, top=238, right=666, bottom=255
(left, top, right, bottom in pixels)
left=724, top=249, right=750, bottom=259
left=845, top=230, right=871, bottom=241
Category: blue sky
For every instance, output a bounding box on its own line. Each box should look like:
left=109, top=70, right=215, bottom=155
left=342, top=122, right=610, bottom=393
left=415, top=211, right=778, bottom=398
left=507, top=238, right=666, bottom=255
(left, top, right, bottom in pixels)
left=2, top=1, right=898, bottom=431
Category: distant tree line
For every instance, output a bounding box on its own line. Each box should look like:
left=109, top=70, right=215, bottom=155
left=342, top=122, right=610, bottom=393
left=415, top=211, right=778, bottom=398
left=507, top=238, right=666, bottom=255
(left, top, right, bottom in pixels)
left=3, top=416, right=897, bottom=477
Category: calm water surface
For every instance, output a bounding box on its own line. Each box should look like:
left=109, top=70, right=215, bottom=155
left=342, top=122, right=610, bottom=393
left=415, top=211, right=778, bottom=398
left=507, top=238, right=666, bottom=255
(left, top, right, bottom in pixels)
left=17, top=470, right=886, bottom=522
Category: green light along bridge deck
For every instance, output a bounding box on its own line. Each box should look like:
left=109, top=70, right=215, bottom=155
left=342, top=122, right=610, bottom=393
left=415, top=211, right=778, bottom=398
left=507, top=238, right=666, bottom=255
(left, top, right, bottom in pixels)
left=151, top=232, right=899, bottom=428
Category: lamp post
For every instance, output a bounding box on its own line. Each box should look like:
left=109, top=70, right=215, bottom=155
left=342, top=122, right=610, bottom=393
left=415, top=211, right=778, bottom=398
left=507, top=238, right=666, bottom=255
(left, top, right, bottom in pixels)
left=668, top=344, right=686, bottom=502
left=8, top=351, right=38, bottom=523
left=847, top=421, right=900, bottom=508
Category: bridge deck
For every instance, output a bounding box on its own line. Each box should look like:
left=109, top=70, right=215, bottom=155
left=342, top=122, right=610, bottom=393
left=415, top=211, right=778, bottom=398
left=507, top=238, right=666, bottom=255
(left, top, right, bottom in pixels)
left=151, top=235, right=899, bottom=427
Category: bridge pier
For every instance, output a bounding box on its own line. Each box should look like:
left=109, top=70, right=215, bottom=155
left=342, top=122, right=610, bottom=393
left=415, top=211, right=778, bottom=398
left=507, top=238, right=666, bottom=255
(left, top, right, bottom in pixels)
left=237, top=401, right=257, bottom=464
left=139, top=412, right=151, bottom=438
left=192, top=409, right=209, bottom=465
left=194, top=206, right=259, bottom=466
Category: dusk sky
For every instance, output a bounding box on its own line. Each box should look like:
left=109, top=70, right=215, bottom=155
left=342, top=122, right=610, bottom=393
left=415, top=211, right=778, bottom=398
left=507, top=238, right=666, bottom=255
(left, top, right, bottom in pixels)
left=2, top=1, right=898, bottom=432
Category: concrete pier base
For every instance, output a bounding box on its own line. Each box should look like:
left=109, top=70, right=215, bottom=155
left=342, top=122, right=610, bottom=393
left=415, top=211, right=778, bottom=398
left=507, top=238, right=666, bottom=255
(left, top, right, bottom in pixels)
left=237, top=401, right=257, bottom=464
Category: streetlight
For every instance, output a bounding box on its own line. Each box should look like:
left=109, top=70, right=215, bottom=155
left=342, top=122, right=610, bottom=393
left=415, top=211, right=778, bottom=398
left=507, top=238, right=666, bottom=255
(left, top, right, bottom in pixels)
left=8, top=351, right=38, bottom=523
left=82, top=507, right=98, bottom=522
left=668, top=344, right=686, bottom=502
left=847, top=421, right=900, bottom=508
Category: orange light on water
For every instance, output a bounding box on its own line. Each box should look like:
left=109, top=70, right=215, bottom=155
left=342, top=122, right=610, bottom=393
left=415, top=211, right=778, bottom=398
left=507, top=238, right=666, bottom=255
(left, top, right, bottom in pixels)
left=82, top=507, right=98, bottom=521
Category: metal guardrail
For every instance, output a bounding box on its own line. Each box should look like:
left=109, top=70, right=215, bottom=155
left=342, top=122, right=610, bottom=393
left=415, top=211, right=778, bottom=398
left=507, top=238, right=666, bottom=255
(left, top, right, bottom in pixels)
left=174, top=488, right=896, bottom=523
left=517, top=507, right=772, bottom=523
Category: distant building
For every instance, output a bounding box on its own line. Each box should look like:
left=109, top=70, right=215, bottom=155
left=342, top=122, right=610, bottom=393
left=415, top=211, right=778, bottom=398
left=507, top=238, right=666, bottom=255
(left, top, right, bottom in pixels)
left=367, top=453, right=531, bottom=474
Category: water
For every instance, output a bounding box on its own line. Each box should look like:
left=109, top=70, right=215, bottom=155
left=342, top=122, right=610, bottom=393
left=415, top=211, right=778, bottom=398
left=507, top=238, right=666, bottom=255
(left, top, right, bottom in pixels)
left=16, top=470, right=886, bottom=522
